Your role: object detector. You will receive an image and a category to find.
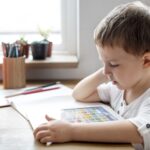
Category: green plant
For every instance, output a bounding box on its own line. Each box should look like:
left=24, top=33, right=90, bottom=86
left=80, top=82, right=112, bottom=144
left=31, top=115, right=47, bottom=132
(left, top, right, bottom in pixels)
left=17, top=36, right=28, bottom=45
left=16, top=36, right=29, bottom=58
left=38, top=27, right=51, bottom=40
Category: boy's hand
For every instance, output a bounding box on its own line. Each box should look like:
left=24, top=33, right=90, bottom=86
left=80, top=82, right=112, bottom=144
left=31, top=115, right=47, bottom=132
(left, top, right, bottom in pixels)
left=33, top=115, right=73, bottom=144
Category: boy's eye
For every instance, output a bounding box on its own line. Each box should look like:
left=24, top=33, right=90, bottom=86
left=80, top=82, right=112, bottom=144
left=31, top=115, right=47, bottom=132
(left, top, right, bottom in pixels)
left=109, top=63, right=119, bottom=67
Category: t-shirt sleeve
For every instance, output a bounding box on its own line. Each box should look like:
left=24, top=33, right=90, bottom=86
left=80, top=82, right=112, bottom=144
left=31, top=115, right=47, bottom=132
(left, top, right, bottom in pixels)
left=128, top=98, right=150, bottom=150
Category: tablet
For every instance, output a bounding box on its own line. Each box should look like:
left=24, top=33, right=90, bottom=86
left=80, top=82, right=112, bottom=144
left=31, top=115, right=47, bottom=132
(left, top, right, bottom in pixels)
left=61, top=104, right=123, bottom=123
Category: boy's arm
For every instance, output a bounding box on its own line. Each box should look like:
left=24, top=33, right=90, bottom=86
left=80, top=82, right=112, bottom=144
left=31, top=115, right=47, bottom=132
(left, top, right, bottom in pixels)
left=72, top=68, right=108, bottom=102
left=71, top=120, right=143, bottom=144
left=34, top=118, right=143, bottom=144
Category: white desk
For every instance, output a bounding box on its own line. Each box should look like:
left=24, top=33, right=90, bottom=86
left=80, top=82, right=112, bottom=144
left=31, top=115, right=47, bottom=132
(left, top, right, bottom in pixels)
left=0, top=81, right=134, bottom=150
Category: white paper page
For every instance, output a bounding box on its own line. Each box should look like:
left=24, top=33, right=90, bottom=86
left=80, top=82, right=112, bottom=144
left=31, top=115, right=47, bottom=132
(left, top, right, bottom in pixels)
left=13, top=93, right=101, bottom=128
left=0, top=98, right=10, bottom=107
left=6, top=84, right=74, bottom=128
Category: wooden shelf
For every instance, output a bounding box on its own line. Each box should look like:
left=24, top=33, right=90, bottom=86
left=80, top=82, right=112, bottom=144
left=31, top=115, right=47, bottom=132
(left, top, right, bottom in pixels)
left=0, top=54, right=79, bottom=69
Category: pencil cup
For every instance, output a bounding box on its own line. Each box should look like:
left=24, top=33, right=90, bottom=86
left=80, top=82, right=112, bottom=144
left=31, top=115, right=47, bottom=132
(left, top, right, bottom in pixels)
left=2, top=57, right=26, bottom=89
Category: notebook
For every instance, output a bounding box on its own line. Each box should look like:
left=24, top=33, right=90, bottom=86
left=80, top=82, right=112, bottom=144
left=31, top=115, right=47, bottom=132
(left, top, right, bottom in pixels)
left=0, top=98, right=11, bottom=108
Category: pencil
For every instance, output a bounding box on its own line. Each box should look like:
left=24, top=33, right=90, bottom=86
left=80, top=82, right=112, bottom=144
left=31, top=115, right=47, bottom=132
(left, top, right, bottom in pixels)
left=5, top=87, right=60, bottom=98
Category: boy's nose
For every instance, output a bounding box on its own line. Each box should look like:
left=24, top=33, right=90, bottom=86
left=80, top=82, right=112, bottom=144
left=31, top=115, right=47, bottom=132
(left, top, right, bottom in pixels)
left=103, top=65, right=112, bottom=76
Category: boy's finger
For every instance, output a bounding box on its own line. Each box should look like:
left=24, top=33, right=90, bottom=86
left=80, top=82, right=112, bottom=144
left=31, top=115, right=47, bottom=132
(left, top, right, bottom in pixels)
left=36, top=130, right=52, bottom=141
left=33, top=125, right=49, bottom=137
left=45, top=114, right=55, bottom=121
left=40, top=136, right=52, bottom=143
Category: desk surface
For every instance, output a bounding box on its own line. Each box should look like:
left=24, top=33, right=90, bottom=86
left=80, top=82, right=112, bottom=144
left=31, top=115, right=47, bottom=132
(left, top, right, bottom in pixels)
left=0, top=80, right=134, bottom=150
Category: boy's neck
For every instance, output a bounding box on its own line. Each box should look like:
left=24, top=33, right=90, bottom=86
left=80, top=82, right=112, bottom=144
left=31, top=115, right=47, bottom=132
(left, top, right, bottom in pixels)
left=124, top=73, right=150, bottom=104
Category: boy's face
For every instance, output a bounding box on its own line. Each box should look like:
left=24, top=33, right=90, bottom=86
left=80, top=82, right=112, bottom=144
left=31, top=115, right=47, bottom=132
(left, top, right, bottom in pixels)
left=97, top=45, right=144, bottom=90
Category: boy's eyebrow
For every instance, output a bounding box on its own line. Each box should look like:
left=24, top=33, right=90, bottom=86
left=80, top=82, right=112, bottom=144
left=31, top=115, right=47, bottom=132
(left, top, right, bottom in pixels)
left=99, top=57, right=119, bottom=62
left=108, top=59, right=119, bottom=62
left=98, top=53, right=119, bottom=62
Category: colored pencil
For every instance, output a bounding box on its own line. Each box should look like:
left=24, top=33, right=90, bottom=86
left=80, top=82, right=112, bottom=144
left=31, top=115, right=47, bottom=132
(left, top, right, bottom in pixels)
left=5, top=87, right=60, bottom=98
left=25, top=81, right=60, bottom=91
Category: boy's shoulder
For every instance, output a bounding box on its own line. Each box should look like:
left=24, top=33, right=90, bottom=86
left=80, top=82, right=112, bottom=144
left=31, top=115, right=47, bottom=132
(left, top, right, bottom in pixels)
left=136, top=88, right=150, bottom=108
left=141, top=88, right=150, bottom=103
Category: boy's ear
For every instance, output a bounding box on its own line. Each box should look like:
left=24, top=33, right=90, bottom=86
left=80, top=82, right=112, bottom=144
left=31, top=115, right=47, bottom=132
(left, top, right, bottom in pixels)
left=143, top=52, right=150, bottom=68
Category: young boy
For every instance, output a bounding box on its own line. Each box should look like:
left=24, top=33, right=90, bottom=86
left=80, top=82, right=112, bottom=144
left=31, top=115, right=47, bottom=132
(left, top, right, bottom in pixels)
left=34, top=1, right=150, bottom=150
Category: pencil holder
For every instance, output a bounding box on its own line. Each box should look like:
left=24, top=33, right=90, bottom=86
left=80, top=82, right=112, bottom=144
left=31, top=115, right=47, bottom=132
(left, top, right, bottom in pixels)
left=2, top=57, right=26, bottom=89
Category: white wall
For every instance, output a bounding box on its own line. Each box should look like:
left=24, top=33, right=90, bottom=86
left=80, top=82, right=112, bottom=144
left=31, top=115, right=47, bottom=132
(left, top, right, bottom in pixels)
left=1, top=0, right=149, bottom=80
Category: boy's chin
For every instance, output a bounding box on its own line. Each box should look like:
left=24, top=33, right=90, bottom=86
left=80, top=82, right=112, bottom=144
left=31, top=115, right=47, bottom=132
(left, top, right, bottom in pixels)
left=112, top=81, right=124, bottom=90
left=117, top=86, right=124, bottom=90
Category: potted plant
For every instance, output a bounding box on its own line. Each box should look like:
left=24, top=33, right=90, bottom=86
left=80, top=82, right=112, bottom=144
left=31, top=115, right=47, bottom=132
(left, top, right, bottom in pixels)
left=16, top=36, right=29, bottom=58
left=38, top=27, right=53, bottom=57
left=31, top=40, right=48, bottom=60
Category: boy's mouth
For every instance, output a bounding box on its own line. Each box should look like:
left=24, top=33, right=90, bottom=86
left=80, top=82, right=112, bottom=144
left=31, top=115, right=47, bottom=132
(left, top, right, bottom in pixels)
left=107, top=76, right=118, bottom=85
left=112, top=80, right=118, bottom=85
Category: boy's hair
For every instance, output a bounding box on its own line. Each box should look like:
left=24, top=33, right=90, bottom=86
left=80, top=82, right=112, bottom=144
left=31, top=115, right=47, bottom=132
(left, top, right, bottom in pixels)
left=94, top=1, right=150, bottom=56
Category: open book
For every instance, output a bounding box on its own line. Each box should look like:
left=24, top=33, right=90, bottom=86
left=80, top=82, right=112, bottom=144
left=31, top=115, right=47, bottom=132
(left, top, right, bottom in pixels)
left=6, top=83, right=122, bottom=129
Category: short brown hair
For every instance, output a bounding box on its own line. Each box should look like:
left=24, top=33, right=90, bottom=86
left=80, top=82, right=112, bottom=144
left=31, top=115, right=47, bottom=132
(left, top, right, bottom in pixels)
left=94, top=1, right=150, bottom=56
